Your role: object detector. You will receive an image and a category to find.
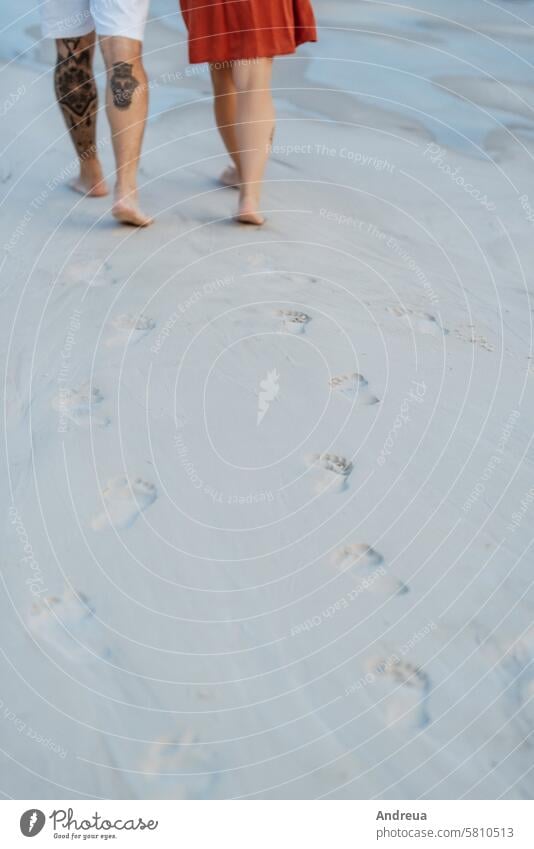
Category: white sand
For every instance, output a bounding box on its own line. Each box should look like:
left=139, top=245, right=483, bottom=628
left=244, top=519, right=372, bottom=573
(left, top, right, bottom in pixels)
left=2, top=0, right=534, bottom=799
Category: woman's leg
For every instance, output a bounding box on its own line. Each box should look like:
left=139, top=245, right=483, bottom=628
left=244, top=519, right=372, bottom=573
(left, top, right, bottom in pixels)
left=232, top=58, right=275, bottom=225
left=210, top=65, right=241, bottom=186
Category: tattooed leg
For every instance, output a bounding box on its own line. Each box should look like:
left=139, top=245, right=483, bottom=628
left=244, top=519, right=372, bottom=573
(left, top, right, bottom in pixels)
left=99, top=36, right=152, bottom=227
left=54, top=34, right=108, bottom=197
left=110, top=62, right=140, bottom=110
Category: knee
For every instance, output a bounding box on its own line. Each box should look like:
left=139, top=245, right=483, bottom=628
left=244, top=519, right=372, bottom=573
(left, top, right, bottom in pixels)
left=56, top=32, right=95, bottom=63
left=210, top=67, right=235, bottom=97
left=232, top=70, right=254, bottom=95
left=100, top=36, right=144, bottom=73
left=232, top=58, right=273, bottom=94
left=100, top=37, right=145, bottom=109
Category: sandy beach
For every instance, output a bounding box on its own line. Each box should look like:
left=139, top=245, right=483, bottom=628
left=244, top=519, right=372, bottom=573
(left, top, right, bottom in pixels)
left=2, top=0, right=534, bottom=800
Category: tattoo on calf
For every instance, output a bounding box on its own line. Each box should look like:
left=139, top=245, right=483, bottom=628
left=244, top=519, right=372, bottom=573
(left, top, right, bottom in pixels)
left=110, top=62, right=140, bottom=110
left=54, top=38, right=98, bottom=157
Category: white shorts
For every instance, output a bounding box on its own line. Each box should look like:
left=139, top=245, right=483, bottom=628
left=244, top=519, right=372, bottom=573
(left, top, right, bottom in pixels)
left=41, top=0, right=150, bottom=42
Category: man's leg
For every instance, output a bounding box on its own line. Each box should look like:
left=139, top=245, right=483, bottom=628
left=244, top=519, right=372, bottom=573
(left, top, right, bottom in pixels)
left=99, top=36, right=152, bottom=226
left=54, top=34, right=108, bottom=196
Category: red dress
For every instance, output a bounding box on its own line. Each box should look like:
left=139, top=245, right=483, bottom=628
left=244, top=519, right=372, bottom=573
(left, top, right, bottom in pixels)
left=180, top=0, right=317, bottom=64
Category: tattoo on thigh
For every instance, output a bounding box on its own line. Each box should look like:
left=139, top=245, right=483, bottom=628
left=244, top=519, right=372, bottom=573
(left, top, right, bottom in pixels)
left=110, top=62, right=140, bottom=110
left=55, top=38, right=97, bottom=156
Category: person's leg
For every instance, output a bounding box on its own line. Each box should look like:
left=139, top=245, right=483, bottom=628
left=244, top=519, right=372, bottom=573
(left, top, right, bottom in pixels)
left=54, top=34, right=108, bottom=197
left=232, top=58, right=275, bottom=225
left=210, top=65, right=240, bottom=187
left=99, top=35, right=152, bottom=226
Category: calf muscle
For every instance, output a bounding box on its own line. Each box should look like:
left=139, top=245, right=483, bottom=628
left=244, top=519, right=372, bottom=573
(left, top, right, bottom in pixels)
left=54, top=35, right=98, bottom=159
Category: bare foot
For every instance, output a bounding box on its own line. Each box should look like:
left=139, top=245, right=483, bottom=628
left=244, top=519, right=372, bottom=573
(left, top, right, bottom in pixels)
left=236, top=193, right=265, bottom=226
left=70, top=160, right=109, bottom=198
left=112, top=190, right=153, bottom=228
left=219, top=165, right=239, bottom=189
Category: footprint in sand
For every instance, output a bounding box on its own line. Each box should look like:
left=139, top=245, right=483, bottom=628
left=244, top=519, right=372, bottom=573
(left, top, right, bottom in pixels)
left=106, top=313, right=156, bottom=348
left=52, top=382, right=110, bottom=428
left=453, top=325, right=494, bottom=352
left=91, top=477, right=157, bottom=530
left=277, top=309, right=311, bottom=334
left=331, top=544, right=409, bottom=596
left=387, top=305, right=447, bottom=337
left=28, top=588, right=110, bottom=663
left=329, top=372, right=379, bottom=405
left=143, top=729, right=219, bottom=799
left=62, top=259, right=113, bottom=288
left=365, top=655, right=431, bottom=730
left=480, top=628, right=534, bottom=730
left=306, top=453, right=353, bottom=494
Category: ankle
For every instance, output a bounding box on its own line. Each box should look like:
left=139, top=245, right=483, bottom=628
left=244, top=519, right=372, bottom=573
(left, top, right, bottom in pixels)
left=240, top=187, right=260, bottom=205
left=80, top=155, right=101, bottom=172
left=115, top=183, right=137, bottom=199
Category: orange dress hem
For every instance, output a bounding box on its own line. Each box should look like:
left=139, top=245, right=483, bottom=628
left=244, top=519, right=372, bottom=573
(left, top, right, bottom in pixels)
left=180, top=1, right=317, bottom=65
